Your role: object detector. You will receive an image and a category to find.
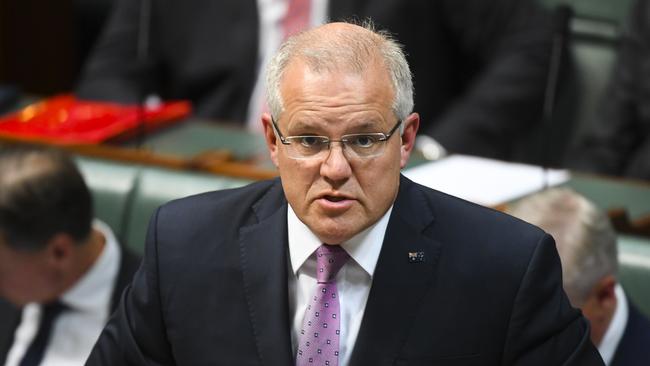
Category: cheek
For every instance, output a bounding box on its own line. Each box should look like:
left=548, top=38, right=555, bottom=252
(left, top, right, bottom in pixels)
left=279, top=159, right=320, bottom=205
left=355, top=156, right=401, bottom=197
left=0, top=264, right=31, bottom=299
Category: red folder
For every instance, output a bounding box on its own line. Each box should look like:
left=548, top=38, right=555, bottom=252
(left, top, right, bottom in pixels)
left=0, top=94, right=191, bottom=144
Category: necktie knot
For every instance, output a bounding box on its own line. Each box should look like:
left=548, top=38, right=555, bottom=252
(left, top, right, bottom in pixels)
left=316, top=244, right=349, bottom=283
left=42, top=300, right=67, bottom=319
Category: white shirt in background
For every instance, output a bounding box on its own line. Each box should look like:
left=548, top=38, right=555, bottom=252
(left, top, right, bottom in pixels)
left=598, top=284, right=628, bottom=365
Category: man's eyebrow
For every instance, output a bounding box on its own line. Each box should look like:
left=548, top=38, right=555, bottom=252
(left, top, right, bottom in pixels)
left=288, top=120, right=321, bottom=130
left=287, top=119, right=382, bottom=133
left=349, top=121, right=377, bottom=131
left=285, top=120, right=327, bottom=135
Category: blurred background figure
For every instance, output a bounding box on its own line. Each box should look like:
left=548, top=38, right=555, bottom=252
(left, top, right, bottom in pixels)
left=75, top=0, right=555, bottom=162
left=508, top=188, right=650, bottom=366
left=0, top=146, right=140, bottom=366
left=566, top=0, right=650, bottom=181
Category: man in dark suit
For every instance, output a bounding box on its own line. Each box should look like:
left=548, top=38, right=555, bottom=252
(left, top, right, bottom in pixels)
left=76, top=0, right=554, bottom=162
left=0, top=146, right=140, bottom=366
left=508, top=188, right=650, bottom=366
left=86, top=22, right=602, bottom=365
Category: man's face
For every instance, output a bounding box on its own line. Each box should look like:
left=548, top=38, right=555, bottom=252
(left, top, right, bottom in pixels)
left=263, top=59, right=419, bottom=244
left=0, top=236, right=57, bottom=306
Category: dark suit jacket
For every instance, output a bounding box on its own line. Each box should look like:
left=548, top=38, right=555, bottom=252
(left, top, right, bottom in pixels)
left=610, top=302, right=650, bottom=366
left=0, top=246, right=141, bottom=365
left=86, top=176, right=603, bottom=365
left=76, top=0, right=553, bottom=162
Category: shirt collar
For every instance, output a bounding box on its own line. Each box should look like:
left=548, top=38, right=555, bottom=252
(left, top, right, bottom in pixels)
left=597, top=283, right=628, bottom=365
left=61, top=219, right=121, bottom=313
left=287, top=204, right=392, bottom=278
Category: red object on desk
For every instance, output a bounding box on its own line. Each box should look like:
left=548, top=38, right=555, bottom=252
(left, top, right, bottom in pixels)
left=0, top=94, right=191, bottom=144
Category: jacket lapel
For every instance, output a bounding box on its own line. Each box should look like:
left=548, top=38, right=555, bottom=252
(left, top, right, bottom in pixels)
left=239, top=181, right=294, bottom=366
left=350, top=176, right=441, bottom=365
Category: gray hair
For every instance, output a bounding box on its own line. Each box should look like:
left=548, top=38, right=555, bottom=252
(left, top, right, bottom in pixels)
left=265, top=20, right=414, bottom=124
left=507, top=188, right=618, bottom=306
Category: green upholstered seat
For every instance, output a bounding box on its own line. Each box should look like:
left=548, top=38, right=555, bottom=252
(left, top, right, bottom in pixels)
left=122, top=167, right=250, bottom=254
left=535, top=1, right=632, bottom=165
left=619, top=235, right=650, bottom=318
left=564, top=174, right=650, bottom=220
left=76, top=157, right=139, bottom=242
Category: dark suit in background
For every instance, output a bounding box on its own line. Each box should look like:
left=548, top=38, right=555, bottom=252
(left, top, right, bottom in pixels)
left=611, top=303, right=650, bottom=366
left=86, top=177, right=602, bottom=365
left=76, top=0, right=554, bottom=161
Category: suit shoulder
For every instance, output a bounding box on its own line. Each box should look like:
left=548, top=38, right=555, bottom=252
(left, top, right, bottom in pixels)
left=160, top=178, right=279, bottom=214
left=151, top=178, right=283, bottom=232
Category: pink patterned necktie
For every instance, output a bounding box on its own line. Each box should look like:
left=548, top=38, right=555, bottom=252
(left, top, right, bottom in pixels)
left=296, top=244, right=349, bottom=366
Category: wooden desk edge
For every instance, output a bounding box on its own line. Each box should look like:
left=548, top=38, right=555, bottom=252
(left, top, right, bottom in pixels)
left=0, top=135, right=278, bottom=180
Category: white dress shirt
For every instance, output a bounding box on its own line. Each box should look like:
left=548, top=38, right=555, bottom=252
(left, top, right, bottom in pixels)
left=5, top=220, right=122, bottom=366
left=598, top=284, right=629, bottom=365
left=287, top=204, right=392, bottom=366
left=246, top=0, right=329, bottom=131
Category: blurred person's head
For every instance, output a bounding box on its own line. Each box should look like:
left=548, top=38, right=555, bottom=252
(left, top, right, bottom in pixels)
left=508, top=188, right=618, bottom=345
left=262, top=21, right=419, bottom=245
left=0, top=146, right=103, bottom=306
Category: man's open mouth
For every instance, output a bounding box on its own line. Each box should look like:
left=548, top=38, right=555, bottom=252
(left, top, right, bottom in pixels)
left=325, top=196, right=346, bottom=202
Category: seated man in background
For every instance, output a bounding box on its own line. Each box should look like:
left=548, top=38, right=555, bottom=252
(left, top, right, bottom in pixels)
left=567, top=0, right=650, bottom=180
left=76, top=0, right=555, bottom=162
left=0, top=146, right=140, bottom=366
left=508, top=188, right=650, bottom=366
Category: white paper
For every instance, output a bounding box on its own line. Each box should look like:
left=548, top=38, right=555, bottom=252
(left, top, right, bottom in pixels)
left=403, top=155, right=570, bottom=206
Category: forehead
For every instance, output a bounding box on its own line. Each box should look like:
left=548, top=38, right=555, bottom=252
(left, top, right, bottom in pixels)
left=278, top=59, right=395, bottom=131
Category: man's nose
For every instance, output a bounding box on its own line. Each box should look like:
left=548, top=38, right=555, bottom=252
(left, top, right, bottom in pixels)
left=320, top=142, right=352, bottom=181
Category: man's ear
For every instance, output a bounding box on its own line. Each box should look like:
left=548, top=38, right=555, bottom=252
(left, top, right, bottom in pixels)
left=400, top=112, right=420, bottom=169
left=594, top=275, right=617, bottom=310
left=44, top=233, right=76, bottom=270
left=262, top=113, right=280, bottom=168
left=582, top=275, right=618, bottom=320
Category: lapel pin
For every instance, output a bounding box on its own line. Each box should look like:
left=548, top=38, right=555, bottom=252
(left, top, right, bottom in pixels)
left=408, top=251, right=425, bottom=263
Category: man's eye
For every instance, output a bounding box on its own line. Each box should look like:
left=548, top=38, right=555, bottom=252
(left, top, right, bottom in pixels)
left=298, top=136, right=323, bottom=147
left=349, top=135, right=378, bottom=148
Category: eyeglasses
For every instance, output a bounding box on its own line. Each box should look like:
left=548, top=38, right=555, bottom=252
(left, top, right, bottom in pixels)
left=271, top=117, right=402, bottom=160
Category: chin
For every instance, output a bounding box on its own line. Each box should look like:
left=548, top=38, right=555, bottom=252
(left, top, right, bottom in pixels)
left=311, top=219, right=363, bottom=245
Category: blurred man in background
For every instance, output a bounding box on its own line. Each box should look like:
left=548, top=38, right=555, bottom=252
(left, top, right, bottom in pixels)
left=508, top=188, right=650, bottom=365
left=0, top=146, right=140, bottom=366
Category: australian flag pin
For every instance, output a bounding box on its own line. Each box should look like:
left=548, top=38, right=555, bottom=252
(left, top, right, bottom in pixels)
left=408, top=251, right=425, bottom=263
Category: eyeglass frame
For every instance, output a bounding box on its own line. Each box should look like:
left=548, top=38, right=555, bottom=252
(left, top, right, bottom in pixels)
left=270, top=117, right=403, bottom=160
